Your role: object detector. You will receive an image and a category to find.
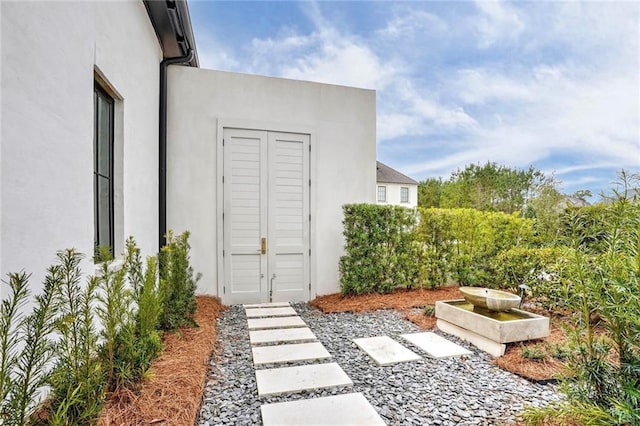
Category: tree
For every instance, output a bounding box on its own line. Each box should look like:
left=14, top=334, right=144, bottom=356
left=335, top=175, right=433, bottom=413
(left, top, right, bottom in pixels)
left=417, top=177, right=444, bottom=208
left=439, top=162, right=548, bottom=214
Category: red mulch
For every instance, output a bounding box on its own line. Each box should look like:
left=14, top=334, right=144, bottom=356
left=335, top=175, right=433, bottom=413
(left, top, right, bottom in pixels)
left=310, top=286, right=462, bottom=312
left=98, top=296, right=225, bottom=426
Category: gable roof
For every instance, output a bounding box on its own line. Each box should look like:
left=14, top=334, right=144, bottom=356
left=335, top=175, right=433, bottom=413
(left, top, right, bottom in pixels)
left=376, top=161, right=418, bottom=185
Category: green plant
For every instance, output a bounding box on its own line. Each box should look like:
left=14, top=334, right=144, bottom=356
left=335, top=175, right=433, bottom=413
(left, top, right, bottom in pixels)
left=113, top=238, right=163, bottom=389
left=524, top=171, right=640, bottom=426
left=521, top=345, right=546, bottom=362
left=6, top=267, right=59, bottom=425
left=339, top=204, right=421, bottom=295
left=417, top=208, right=534, bottom=287
left=95, top=246, right=131, bottom=391
left=158, top=230, right=200, bottom=330
left=0, top=272, right=30, bottom=410
left=492, top=246, right=572, bottom=310
left=422, top=305, right=435, bottom=317
left=49, top=249, right=105, bottom=424
left=548, top=343, right=571, bottom=361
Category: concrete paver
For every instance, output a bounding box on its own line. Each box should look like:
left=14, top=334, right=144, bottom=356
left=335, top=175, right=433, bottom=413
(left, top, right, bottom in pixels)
left=244, top=302, right=291, bottom=308
left=255, top=363, right=353, bottom=396
left=252, top=342, right=331, bottom=365
left=247, top=316, right=306, bottom=330
left=353, top=336, right=421, bottom=366
left=245, top=306, right=298, bottom=318
left=249, top=327, right=317, bottom=345
left=401, top=331, right=472, bottom=358
left=261, top=393, right=386, bottom=425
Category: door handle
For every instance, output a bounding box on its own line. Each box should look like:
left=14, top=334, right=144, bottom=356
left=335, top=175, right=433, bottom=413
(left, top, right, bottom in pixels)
left=261, top=237, right=267, bottom=254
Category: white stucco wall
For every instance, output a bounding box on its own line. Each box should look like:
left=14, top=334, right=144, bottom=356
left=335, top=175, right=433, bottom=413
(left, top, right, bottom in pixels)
left=1, top=1, right=161, bottom=298
left=376, top=183, right=418, bottom=208
left=166, top=67, right=376, bottom=298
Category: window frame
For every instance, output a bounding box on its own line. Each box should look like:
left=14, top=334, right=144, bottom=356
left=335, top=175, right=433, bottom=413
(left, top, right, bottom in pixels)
left=401, top=186, right=409, bottom=203
left=94, top=82, right=115, bottom=256
left=377, top=185, right=387, bottom=202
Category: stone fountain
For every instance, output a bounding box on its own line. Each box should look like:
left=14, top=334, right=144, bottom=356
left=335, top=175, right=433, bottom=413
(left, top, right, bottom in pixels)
left=435, top=286, right=549, bottom=357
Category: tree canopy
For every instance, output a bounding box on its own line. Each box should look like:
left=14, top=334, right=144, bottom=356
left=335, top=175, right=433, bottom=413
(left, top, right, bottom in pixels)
left=418, top=162, right=550, bottom=214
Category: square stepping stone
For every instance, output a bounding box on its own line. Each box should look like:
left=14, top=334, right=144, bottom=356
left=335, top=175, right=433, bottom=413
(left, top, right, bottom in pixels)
left=245, top=306, right=298, bottom=318
left=252, top=342, right=331, bottom=365
left=249, top=327, right=317, bottom=345
left=247, top=316, right=306, bottom=330
left=261, top=392, right=386, bottom=426
left=244, top=302, right=290, bottom=308
left=401, top=332, right=472, bottom=358
left=255, top=363, right=352, bottom=396
left=353, top=336, right=421, bottom=366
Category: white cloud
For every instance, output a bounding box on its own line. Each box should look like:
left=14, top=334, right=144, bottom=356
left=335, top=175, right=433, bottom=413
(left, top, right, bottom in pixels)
left=378, top=9, right=448, bottom=39
left=475, top=0, right=525, bottom=48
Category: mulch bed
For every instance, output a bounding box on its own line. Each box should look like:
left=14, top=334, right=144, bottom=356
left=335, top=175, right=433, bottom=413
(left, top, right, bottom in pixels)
left=312, top=287, right=567, bottom=382
left=310, top=286, right=462, bottom=312
left=98, top=296, right=224, bottom=426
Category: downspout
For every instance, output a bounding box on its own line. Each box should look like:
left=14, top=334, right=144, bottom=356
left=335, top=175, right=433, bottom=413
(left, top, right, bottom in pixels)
left=159, top=49, right=194, bottom=250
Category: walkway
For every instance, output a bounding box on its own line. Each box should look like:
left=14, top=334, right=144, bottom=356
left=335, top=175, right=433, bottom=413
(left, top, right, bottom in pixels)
left=197, top=303, right=561, bottom=425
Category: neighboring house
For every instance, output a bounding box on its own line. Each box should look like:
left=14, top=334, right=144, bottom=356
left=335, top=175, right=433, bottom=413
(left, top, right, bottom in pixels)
left=376, top=161, right=419, bottom=208
left=0, top=1, right=376, bottom=306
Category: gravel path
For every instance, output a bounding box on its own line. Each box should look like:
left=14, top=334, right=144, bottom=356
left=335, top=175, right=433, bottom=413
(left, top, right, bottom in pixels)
left=197, top=303, right=561, bottom=425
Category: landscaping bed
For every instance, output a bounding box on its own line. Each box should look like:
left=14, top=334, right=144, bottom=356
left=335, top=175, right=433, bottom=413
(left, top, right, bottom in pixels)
left=98, top=296, right=224, bottom=425
left=311, top=287, right=567, bottom=382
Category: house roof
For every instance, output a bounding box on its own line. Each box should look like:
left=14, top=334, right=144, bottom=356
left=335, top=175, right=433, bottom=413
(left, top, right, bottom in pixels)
left=144, top=0, right=199, bottom=67
left=376, top=161, right=418, bottom=185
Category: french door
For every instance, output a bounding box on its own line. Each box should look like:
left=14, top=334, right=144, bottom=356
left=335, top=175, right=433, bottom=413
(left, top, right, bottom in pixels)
left=222, top=128, right=310, bottom=304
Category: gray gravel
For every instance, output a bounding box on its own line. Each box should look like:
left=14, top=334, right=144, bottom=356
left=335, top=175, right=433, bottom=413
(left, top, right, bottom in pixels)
left=197, top=303, right=561, bottom=425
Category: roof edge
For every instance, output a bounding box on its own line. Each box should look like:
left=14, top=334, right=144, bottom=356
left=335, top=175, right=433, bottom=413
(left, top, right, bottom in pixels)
left=144, top=0, right=199, bottom=67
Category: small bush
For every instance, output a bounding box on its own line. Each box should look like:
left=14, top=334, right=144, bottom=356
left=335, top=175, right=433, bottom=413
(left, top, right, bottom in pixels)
left=521, top=346, right=546, bottom=362
left=49, top=250, right=105, bottom=424
left=0, top=271, right=58, bottom=425
left=423, top=305, right=435, bottom=317
left=339, top=204, right=420, bottom=295
left=548, top=343, right=571, bottom=361
left=158, top=231, right=200, bottom=330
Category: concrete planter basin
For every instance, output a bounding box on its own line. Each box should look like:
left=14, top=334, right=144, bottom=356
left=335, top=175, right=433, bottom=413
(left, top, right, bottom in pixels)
left=459, top=287, right=521, bottom=312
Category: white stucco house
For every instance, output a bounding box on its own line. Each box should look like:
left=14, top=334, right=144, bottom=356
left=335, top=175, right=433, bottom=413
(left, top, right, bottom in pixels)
left=376, top=161, right=419, bottom=208
left=0, top=1, right=376, bottom=307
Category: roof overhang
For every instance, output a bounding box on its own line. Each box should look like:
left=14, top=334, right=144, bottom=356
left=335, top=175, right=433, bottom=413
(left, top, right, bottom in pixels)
left=144, top=0, right=199, bottom=67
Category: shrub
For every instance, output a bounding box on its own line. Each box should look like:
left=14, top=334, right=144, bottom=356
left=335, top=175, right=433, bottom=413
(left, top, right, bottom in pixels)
left=0, top=271, right=58, bottom=425
left=492, top=246, right=572, bottom=310
left=521, top=346, right=546, bottom=362
left=339, top=204, right=421, bottom=294
left=49, top=250, right=105, bottom=424
left=417, top=208, right=534, bottom=287
left=96, top=239, right=163, bottom=392
left=524, top=171, right=640, bottom=425
left=158, top=230, right=200, bottom=330
left=423, top=305, right=435, bottom=317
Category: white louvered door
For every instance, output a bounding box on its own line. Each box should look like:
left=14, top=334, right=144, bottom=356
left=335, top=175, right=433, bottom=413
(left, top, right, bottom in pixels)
left=223, top=128, right=310, bottom=304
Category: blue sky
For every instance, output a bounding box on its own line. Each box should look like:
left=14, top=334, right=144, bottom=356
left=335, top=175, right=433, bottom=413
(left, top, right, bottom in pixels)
left=188, top=1, right=639, bottom=199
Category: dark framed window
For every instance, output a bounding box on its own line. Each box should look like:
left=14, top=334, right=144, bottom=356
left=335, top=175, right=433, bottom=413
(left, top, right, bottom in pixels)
left=94, top=83, right=114, bottom=256
left=401, top=187, right=409, bottom=203
left=377, top=185, right=387, bottom=202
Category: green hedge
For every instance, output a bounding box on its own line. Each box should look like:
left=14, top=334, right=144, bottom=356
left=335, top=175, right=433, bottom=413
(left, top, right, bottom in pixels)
left=491, top=246, right=572, bottom=310
left=338, top=204, right=536, bottom=294
left=339, top=204, right=421, bottom=294
left=417, top=208, right=534, bottom=286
